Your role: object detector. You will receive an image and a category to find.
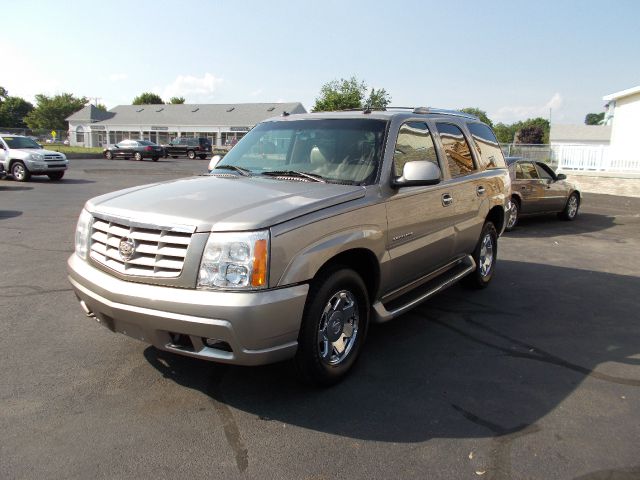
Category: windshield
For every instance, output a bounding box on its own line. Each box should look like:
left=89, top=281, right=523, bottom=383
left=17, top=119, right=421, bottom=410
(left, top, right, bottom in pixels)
left=217, top=119, right=388, bottom=185
left=3, top=136, right=42, bottom=149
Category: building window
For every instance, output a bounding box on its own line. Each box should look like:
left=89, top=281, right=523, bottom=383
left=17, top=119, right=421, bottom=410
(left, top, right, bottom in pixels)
left=76, top=126, right=84, bottom=144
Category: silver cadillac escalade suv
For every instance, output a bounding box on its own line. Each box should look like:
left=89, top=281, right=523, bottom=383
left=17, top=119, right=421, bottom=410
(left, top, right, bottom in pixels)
left=68, top=108, right=511, bottom=385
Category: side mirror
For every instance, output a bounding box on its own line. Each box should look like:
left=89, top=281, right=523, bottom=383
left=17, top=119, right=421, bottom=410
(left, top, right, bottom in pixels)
left=208, top=155, right=222, bottom=172
left=392, top=161, right=441, bottom=188
left=556, top=173, right=567, bottom=181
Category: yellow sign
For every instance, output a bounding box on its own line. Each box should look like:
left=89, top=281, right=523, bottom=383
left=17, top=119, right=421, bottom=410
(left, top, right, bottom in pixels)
left=51, top=130, right=57, bottom=138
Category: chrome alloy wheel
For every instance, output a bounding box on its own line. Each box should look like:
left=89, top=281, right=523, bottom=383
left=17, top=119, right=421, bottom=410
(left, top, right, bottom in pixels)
left=12, top=163, right=26, bottom=181
left=478, top=233, right=494, bottom=277
left=566, top=195, right=579, bottom=219
left=317, top=290, right=359, bottom=366
left=506, top=202, right=518, bottom=229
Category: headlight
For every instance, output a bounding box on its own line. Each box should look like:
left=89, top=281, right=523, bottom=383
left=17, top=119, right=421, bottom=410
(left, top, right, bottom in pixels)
left=74, top=209, right=93, bottom=259
left=30, top=153, right=44, bottom=161
left=198, top=230, right=269, bottom=290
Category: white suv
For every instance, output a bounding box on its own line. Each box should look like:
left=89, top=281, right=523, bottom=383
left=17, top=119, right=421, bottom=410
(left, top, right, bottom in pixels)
left=0, top=134, right=68, bottom=181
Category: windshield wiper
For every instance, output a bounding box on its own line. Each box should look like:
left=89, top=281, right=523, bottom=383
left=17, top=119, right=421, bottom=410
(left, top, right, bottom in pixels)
left=261, top=170, right=326, bottom=183
left=212, top=165, right=252, bottom=177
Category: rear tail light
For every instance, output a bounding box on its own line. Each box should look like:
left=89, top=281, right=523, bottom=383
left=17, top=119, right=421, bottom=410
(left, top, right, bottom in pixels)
left=144, top=146, right=152, bottom=151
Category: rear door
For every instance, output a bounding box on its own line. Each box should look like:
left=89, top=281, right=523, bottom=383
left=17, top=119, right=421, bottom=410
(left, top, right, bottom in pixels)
left=434, top=122, right=484, bottom=256
left=516, top=161, right=545, bottom=213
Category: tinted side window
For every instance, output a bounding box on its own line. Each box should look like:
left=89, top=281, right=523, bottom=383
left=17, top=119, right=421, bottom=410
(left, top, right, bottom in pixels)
left=535, top=163, right=554, bottom=180
left=393, top=122, right=439, bottom=176
left=519, top=162, right=539, bottom=179
left=436, top=123, right=476, bottom=177
left=467, top=123, right=506, bottom=169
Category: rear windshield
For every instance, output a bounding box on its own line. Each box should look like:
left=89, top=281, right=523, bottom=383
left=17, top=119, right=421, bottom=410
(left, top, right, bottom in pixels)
left=217, top=119, right=388, bottom=185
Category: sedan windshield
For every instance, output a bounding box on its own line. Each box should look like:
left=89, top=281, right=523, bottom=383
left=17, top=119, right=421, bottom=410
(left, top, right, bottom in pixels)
left=3, top=136, right=42, bottom=149
left=216, top=119, right=388, bottom=185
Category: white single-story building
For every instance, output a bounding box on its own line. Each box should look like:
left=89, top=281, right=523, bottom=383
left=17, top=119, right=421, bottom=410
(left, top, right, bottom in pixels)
left=550, top=124, right=611, bottom=146
left=603, top=85, right=640, bottom=167
left=66, top=102, right=307, bottom=148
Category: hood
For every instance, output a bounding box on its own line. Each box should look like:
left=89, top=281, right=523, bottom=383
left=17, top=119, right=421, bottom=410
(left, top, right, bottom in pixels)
left=10, top=148, right=66, bottom=159
left=87, top=175, right=366, bottom=232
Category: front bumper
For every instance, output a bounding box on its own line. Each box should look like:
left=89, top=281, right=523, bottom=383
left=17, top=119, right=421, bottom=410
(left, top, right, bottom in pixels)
left=25, top=158, right=68, bottom=174
left=67, top=254, right=308, bottom=365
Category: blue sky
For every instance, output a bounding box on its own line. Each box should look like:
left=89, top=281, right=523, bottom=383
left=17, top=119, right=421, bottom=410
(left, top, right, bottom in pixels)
left=1, top=0, right=638, bottom=124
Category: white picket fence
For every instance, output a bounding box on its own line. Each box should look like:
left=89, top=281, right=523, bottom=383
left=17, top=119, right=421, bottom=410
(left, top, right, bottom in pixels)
left=552, top=144, right=640, bottom=172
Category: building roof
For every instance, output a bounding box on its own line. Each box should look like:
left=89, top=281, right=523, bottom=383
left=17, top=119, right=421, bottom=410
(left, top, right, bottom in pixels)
left=83, top=102, right=306, bottom=127
left=603, top=85, right=640, bottom=102
left=550, top=124, right=612, bottom=143
left=66, top=104, right=115, bottom=122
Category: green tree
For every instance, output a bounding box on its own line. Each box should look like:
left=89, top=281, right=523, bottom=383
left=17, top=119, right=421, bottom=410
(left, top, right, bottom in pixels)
left=169, top=96, right=185, bottom=104
left=493, top=122, right=515, bottom=144
left=312, top=77, right=391, bottom=112
left=0, top=96, right=34, bottom=128
left=516, top=125, right=545, bottom=144
left=132, top=92, right=164, bottom=105
left=585, top=112, right=605, bottom=125
left=460, top=107, right=493, bottom=127
left=95, top=103, right=107, bottom=112
left=25, top=93, right=87, bottom=130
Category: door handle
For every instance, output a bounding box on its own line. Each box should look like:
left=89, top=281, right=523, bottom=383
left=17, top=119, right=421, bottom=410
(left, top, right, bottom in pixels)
left=442, top=194, right=453, bottom=207
left=476, top=186, right=485, bottom=196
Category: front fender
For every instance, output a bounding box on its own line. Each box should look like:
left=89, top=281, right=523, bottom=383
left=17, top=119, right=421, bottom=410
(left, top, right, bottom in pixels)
left=274, top=225, right=385, bottom=287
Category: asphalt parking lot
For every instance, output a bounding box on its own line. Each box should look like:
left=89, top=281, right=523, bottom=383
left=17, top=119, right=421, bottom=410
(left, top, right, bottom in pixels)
left=1, top=159, right=639, bottom=480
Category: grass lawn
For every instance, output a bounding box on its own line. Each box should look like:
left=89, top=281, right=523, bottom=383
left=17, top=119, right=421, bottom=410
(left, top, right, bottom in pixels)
left=47, top=145, right=103, bottom=154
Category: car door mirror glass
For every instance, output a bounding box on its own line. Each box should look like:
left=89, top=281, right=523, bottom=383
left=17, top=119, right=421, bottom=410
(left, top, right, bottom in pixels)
left=208, top=155, right=222, bottom=172
left=556, top=173, right=567, bottom=180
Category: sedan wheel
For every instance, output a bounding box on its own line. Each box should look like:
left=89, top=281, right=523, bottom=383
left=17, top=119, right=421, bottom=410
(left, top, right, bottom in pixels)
left=561, top=193, right=580, bottom=221
left=505, top=199, right=519, bottom=231
left=134, top=152, right=143, bottom=161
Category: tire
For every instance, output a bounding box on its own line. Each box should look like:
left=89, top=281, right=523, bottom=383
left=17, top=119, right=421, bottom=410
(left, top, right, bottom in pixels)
left=48, top=171, right=64, bottom=181
left=105, top=151, right=113, bottom=160
left=187, top=150, right=196, bottom=160
left=505, top=198, right=520, bottom=231
left=134, top=152, right=143, bottom=161
left=11, top=161, right=30, bottom=182
left=152, top=156, right=159, bottom=162
left=295, top=267, right=370, bottom=386
left=198, top=154, right=207, bottom=160
left=464, top=222, right=498, bottom=289
left=560, top=192, right=580, bottom=221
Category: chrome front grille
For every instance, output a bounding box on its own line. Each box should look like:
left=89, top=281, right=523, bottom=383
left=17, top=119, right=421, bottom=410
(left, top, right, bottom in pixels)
left=89, top=218, right=193, bottom=278
left=44, top=154, right=64, bottom=161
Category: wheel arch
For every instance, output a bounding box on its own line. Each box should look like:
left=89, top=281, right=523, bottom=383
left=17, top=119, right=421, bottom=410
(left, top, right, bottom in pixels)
left=487, top=204, right=506, bottom=234
left=311, top=248, right=380, bottom=303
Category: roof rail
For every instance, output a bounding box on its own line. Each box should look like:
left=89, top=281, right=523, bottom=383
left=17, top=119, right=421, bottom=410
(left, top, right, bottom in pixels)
left=412, top=107, right=478, bottom=120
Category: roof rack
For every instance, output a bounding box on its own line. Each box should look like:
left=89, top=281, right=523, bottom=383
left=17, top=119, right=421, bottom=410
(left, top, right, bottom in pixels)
left=412, top=107, right=478, bottom=120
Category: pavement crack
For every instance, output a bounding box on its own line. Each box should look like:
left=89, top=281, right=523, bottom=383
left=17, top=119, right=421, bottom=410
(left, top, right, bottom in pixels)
left=207, top=368, right=249, bottom=473
left=0, top=285, right=74, bottom=298
left=433, top=318, right=640, bottom=387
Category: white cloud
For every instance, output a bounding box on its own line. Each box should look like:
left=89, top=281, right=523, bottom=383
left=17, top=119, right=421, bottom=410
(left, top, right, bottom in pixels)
left=157, top=73, right=223, bottom=102
left=109, top=73, right=128, bottom=82
left=492, top=93, right=563, bottom=123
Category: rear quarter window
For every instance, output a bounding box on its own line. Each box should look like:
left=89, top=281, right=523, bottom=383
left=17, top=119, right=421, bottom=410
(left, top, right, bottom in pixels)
left=467, top=123, right=506, bottom=169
